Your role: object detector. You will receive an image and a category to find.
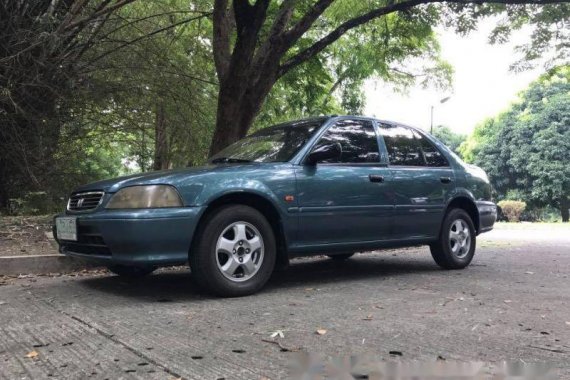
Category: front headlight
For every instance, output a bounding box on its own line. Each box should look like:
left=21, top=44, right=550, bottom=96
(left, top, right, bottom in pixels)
left=106, top=185, right=183, bottom=209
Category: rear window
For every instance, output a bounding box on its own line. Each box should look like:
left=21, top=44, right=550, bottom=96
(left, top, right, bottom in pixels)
left=413, top=131, right=449, bottom=167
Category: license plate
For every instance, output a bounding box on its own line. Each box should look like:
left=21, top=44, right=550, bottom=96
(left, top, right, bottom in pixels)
left=56, top=217, right=77, bottom=241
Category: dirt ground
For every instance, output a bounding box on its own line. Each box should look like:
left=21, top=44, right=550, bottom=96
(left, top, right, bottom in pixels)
left=0, top=216, right=55, bottom=257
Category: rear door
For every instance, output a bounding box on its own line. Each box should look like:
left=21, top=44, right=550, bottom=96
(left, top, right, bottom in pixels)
left=378, top=124, right=454, bottom=239
left=295, top=119, right=393, bottom=247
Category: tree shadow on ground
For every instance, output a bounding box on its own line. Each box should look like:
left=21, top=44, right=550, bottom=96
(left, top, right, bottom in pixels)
left=77, top=252, right=443, bottom=302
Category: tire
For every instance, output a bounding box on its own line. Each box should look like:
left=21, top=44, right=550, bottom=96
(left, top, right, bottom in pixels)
left=430, top=208, right=476, bottom=269
left=107, top=265, right=156, bottom=278
left=327, top=253, right=355, bottom=261
left=190, top=205, right=276, bottom=297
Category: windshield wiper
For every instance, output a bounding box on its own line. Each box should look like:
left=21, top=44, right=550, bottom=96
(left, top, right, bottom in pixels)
left=210, top=157, right=253, bottom=164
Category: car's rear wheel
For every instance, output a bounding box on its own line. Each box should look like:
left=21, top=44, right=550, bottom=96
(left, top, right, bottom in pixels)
left=430, top=208, right=476, bottom=269
left=107, top=265, right=156, bottom=278
left=190, top=205, right=276, bottom=297
left=327, top=253, right=355, bottom=261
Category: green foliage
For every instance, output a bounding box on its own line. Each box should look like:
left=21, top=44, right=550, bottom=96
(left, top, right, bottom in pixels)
left=2, top=0, right=568, bottom=215
left=80, top=0, right=217, bottom=168
left=256, top=57, right=344, bottom=129
left=7, top=193, right=48, bottom=216
left=432, top=126, right=466, bottom=153
left=462, top=66, right=570, bottom=220
left=255, top=2, right=455, bottom=130
left=497, top=200, right=526, bottom=222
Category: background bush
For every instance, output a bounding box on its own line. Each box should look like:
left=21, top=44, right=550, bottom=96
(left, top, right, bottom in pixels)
left=497, top=200, right=527, bottom=222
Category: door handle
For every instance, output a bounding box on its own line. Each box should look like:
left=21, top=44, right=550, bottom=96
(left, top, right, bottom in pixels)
left=440, top=176, right=452, bottom=184
left=369, top=174, right=384, bottom=183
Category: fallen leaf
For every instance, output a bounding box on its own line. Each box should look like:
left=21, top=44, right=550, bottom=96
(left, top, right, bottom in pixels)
left=389, top=350, right=403, bottom=356
left=316, top=329, right=327, bottom=335
left=363, top=314, right=373, bottom=321
left=525, top=271, right=534, bottom=275
left=504, top=300, right=512, bottom=304
left=25, top=351, right=38, bottom=359
left=261, top=339, right=301, bottom=352
left=270, top=330, right=284, bottom=339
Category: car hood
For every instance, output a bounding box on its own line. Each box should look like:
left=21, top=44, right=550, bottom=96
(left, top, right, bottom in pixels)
left=73, top=163, right=261, bottom=194
left=464, top=163, right=490, bottom=182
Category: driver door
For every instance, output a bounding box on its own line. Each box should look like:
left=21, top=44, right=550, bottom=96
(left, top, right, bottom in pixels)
left=294, top=119, right=393, bottom=248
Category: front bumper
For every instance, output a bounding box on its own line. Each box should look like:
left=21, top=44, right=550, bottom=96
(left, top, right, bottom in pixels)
left=54, top=207, right=204, bottom=266
left=476, top=201, right=497, bottom=234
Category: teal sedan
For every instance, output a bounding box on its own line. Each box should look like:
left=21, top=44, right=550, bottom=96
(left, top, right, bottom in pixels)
left=54, top=116, right=497, bottom=296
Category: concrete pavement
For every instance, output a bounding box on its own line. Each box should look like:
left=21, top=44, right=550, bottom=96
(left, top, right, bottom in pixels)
left=0, top=227, right=569, bottom=379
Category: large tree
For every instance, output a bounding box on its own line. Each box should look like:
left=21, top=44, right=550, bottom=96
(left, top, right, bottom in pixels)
left=461, top=66, right=570, bottom=221
left=209, top=0, right=569, bottom=155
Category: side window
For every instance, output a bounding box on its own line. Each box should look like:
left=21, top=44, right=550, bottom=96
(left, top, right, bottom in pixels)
left=413, top=131, right=449, bottom=167
left=380, top=125, right=424, bottom=166
left=311, top=120, right=379, bottom=163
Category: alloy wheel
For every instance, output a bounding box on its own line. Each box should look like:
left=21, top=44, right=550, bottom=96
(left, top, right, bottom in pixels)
left=215, top=221, right=264, bottom=282
left=449, top=219, right=471, bottom=259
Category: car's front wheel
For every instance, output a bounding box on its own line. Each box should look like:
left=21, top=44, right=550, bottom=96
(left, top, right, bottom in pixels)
left=190, top=205, right=276, bottom=297
left=107, top=265, right=156, bottom=278
left=430, top=208, right=476, bottom=269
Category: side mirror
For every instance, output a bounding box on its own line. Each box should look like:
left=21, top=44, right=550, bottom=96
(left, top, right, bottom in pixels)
left=305, top=142, right=342, bottom=165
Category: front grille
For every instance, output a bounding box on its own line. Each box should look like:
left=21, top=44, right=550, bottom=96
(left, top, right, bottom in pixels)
left=67, top=191, right=104, bottom=212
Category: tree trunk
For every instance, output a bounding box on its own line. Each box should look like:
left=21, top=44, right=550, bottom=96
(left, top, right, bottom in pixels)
left=153, top=103, right=170, bottom=170
left=209, top=35, right=282, bottom=157
left=560, top=198, right=569, bottom=223
left=209, top=85, right=249, bottom=156
left=208, top=75, right=277, bottom=157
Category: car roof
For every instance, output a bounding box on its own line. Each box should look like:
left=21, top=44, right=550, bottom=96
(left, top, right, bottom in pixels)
left=270, top=116, right=330, bottom=128
left=259, top=115, right=427, bottom=135
left=325, top=115, right=426, bottom=133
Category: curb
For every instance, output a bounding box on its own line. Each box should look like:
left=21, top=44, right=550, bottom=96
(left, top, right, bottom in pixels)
left=0, top=254, right=100, bottom=276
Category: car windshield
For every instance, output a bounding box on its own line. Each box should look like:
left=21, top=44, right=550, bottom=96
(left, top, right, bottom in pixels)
left=210, top=120, right=323, bottom=163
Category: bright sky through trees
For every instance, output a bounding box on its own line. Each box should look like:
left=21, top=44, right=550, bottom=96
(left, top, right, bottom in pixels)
left=364, top=18, right=546, bottom=135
